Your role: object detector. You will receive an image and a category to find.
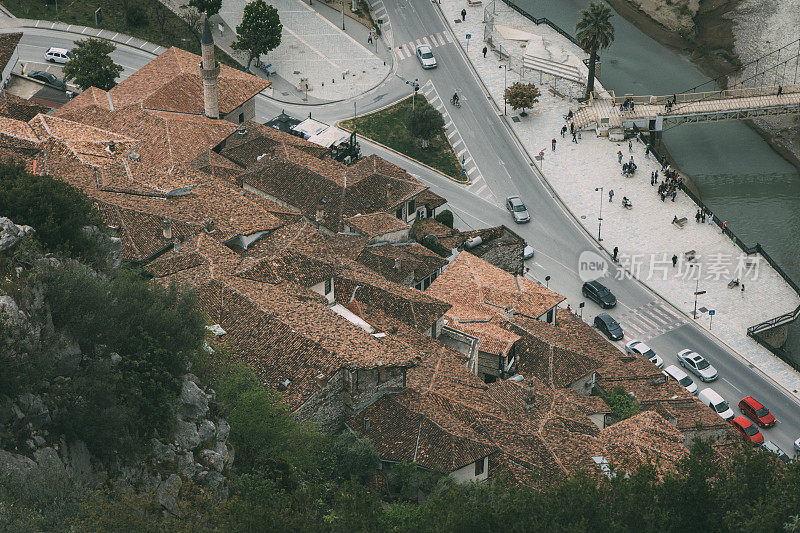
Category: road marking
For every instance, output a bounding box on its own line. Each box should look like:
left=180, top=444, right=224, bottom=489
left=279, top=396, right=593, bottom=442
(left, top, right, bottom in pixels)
left=392, top=31, right=452, bottom=62
left=721, top=378, right=743, bottom=394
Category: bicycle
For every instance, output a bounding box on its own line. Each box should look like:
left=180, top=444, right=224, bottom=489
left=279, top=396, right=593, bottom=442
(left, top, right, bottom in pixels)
left=450, top=95, right=461, bottom=107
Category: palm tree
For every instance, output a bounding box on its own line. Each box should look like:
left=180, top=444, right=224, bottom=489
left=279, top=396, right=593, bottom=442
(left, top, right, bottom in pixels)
left=576, top=2, right=615, bottom=100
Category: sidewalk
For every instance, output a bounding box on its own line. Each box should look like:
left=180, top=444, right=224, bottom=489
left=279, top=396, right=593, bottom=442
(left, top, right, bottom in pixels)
left=438, top=0, right=800, bottom=394
left=214, top=0, right=391, bottom=102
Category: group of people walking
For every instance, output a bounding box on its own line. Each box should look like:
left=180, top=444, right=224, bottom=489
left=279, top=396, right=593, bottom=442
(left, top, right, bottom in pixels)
left=653, top=164, right=682, bottom=202
left=695, top=206, right=714, bottom=225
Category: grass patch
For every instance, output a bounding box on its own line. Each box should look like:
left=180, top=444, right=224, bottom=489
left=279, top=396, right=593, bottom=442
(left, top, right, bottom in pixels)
left=4, top=0, right=241, bottom=69
left=340, top=96, right=467, bottom=182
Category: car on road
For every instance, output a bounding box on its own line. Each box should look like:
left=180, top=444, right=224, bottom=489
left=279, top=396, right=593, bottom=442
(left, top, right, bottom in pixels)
left=582, top=280, right=616, bottom=309
left=676, top=349, right=718, bottom=382
left=731, top=415, right=764, bottom=446
left=761, top=441, right=792, bottom=464
left=523, top=244, right=534, bottom=260
left=698, top=388, right=734, bottom=421
left=415, top=45, right=437, bottom=69
left=625, top=340, right=663, bottom=368
left=738, top=396, right=776, bottom=428
left=27, top=71, right=67, bottom=90
left=795, top=437, right=800, bottom=454
left=663, top=364, right=697, bottom=395
left=44, top=47, right=73, bottom=64
left=505, top=196, right=530, bottom=223
left=594, top=312, right=623, bottom=340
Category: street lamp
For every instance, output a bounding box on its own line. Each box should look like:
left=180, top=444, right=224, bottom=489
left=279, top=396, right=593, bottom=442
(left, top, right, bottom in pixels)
left=690, top=264, right=705, bottom=319
left=499, top=64, right=508, bottom=115
left=579, top=301, right=585, bottom=319
left=545, top=275, right=551, bottom=289
left=594, top=187, right=603, bottom=242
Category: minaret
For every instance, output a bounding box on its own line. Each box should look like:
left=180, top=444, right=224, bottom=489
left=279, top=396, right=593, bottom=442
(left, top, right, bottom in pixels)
left=200, top=17, right=220, bottom=119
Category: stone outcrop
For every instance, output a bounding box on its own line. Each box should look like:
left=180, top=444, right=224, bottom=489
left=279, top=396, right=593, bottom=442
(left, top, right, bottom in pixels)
left=0, top=216, right=34, bottom=252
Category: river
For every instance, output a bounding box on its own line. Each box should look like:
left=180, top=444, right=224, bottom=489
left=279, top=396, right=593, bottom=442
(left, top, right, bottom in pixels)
left=514, top=0, right=800, bottom=364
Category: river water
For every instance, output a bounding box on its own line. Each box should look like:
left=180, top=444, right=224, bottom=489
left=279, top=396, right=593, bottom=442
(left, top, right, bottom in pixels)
left=514, top=0, right=800, bottom=363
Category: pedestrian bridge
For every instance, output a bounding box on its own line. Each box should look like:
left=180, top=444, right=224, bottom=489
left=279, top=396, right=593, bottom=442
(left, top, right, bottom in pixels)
left=573, top=84, right=800, bottom=133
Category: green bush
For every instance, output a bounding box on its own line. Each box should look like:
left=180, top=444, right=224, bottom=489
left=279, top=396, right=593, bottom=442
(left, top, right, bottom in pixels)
left=604, top=386, right=641, bottom=420
left=434, top=210, right=454, bottom=228
left=0, top=164, right=99, bottom=259
left=420, top=234, right=449, bottom=257
left=125, top=4, right=149, bottom=27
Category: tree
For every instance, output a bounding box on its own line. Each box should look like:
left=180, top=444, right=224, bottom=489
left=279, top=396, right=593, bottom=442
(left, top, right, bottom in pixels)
left=504, top=82, right=541, bottom=116
left=232, top=0, right=282, bottom=68
left=62, top=38, right=123, bottom=91
left=435, top=209, right=454, bottom=228
left=186, top=0, right=222, bottom=17
left=406, top=100, right=445, bottom=148
left=575, top=2, right=615, bottom=100
left=181, top=4, right=204, bottom=35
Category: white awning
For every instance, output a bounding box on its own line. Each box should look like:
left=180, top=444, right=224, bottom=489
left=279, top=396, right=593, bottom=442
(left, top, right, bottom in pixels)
left=308, top=126, right=350, bottom=148
left=292, top=118, right=328, bottom=138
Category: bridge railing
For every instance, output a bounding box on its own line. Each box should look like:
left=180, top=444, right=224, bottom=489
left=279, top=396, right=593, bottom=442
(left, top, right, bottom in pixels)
left=612, top=83, right=800, bottom=109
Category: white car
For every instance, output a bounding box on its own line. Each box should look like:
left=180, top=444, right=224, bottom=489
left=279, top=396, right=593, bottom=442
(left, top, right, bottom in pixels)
left=664, top=364, right=697, bottom=395
left=415, top=45, right=437, bottom=69
left=523, top=244, right=534, bottom=260
left=698, top=388, right=734, bottom=421
left=625, top=340, right=663, bottom=368
left=44, top=47, right=73, bottom=64
left=794, top=437, right=800, bottom=454
left=677, top=349, right=718, bottom=382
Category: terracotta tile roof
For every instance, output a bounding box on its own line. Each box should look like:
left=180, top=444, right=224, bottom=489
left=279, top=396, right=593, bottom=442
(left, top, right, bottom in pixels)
left=0, top=92, right=50, bottom=122
left=0, top=33, right=21, bottom=73
left=107, top=47, right=270, bottom=115
left=598, top=411, right=689, bottom=474
left=355, top=241, right=447, bottom=284
left=239, top=147, right=428, bottom=232
left=53, top=87, right=113, bottom=117
left=345, top=212, right=410, bottom=238
left=336, top=260, right=451, bottom=333
left=215, top=120, right=329, bottom=168
left=0, top=115, right=40, bottom=144
left=349, top=393, right=497, bottom=473
left=428, top=252, right=565, bottom=322
left=415, top=189, right=447, bottom=211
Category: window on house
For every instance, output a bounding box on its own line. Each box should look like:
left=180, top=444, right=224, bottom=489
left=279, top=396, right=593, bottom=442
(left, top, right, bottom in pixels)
left=407, top=198, right=416, bottom=214
left=396, top=207, right=403, bottom=220
left=238, top=113, right=245, bottom=123
left=324, top=278, right=332, bottom=295
left=474, top=457, right=485, bottom=476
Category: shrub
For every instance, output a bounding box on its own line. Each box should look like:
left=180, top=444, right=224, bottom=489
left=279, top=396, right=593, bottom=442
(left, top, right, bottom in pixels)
left=125, top=4, right=149, bottom=27
left=434, top=210, right=454, bottom=228
left=605, top=386, right=641, bottom=420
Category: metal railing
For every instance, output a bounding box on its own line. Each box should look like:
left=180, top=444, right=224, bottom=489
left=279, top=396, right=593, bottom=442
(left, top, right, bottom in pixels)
left=634, top=124, right=800, bottom=368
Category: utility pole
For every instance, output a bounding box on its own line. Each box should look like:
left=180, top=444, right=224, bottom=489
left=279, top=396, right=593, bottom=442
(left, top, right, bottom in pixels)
left=341, top=1, right=346, bottom=30
left=594, top=187, right=603, bottom=241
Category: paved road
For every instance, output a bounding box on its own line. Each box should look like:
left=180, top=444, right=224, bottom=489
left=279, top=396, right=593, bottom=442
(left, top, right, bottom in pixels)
left=10, top=15, right=800, bottom=456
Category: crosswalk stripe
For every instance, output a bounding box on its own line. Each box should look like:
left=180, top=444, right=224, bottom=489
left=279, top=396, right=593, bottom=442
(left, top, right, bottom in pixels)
left=404, top=43, right=414, bottom=56
left=633, top=313, right=662, bottom=331
left=652, top=305, right=682, bottom=323
left=443, top=32, right=453, bottom=43
left=457, top=148, right=467, bottom=158
left=467, top=166, right=478, bottom=175
left=447, top=130, right=458, bottom=139
left=474, top=184, right=488, bottom=195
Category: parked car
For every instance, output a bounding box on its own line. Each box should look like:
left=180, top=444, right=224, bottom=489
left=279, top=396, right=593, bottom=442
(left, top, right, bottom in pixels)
left=738, top=396, right=776, bottom=428
left=698, top=388, right=734, bottom=421
left=625, top=340, right=663, bottom=368
left=761, top=441, right=792, bottom=464
left=415, top=44, right=437, bottom=69
left=795, top=437, right=800, bottom=454
left=523, top=244, right=534, bottom=260
left=731, top=415, right=764, bottom=446
left=582, top=280, right=616, bottom=309
left=505, top=196, right=530, bottom=223
left=676, top=349, right=718, bottom=382
left=594, top=312, right=623, bottom=341
left=44, top=47, right=73, bottom=64
left=663, top=364, right=697, bottom=395
left=27, top=70, right=67, bottom=90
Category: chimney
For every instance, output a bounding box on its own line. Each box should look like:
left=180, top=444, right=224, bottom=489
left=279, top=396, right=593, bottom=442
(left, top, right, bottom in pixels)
left=364, top=418, right=371, bottom=431
left=162, top=219, right=173, bottom=240
left=393, top=257, right=401, bottom=270
left=386, top=184, right=393, bottom=200
left=199, top=16, right=220, bottom=119
left=524, top=381, right=536, bottom=407
left=106, top=140, right=116, bottom=154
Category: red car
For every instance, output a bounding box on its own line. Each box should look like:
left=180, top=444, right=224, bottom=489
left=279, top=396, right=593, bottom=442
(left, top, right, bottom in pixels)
left=738, top=396, right=776, bottom=428
left=731, top=416, right=764, bottom=446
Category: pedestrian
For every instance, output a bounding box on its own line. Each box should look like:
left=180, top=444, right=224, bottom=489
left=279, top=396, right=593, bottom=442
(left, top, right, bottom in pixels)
left=660, top=192, right=666, bottom=202
left=722, top=220, right=727, bottom=233
left=695, top=209, right=701, bottom=223
left=741, top=283, right=745, bottom=295
left=671, top=190, right=677, bottom=202
left=572, top=131, right=578, bottom=143
left=636, top=132, right=642, bottom=144
left=609, top=189, right=614, bottom=203
left=617, top=151, right=623, bottom=164
left=777, top=85, right=783, bottom=96
left=613, top=246, right=618, bottom=261
left=630, top=156, right=634, bottom=165
left=561, top=125, right=567, bottom=137
left=708, top=212, right=714, bottom=225
left=567, top=304, right=572, bottom=312
left=577, top=130, right=581, bottom=140
left=628, top=139, right=632, bottom=152
left=461, top=8, right=466, bottom=21
left=552, top=138, right=556, bottom=151
left=368, top=32, right=373, bottom=44
left=483, top=45, right=488, bottom=58
left=701, top=210, right=706, bottom=223
left=570, top=122, right=575, bottom=134
left=672, top=254, right=678, bottom=267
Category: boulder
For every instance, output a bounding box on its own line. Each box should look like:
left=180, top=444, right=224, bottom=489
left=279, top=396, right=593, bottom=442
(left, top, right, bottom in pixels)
left=0, top=296, right=25, bottom=328
left=199, top=449, right=224, bottom=472
left=215, top=418, right=230, bottom=442
left=157, top=474, right=183, bottom=517
left=176, top=451, right=196, bottom=477
left=197, top=419, right=216, bottom=443
left=0, top=449, right=36, bottom=478
left=65, top=440, right=94, bottom=480
left=174, top=419, right=200, bottom=450
left=34, top=447, right=64, bottom=472
left=0, top=217, right=34, bottom=252
left=16, top=393, right=50, bottom=425
left=178, top=381, right=209, bottom=420
left=151, top=438, right=176, bottom=464
left=196, top=469, right=224, bottom=489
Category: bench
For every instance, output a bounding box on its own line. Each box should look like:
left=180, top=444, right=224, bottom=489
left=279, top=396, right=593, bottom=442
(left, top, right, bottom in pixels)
left=727, top=280, right=740, bottom=289
left=684, top=250, right=696, bottom=262
left=672, top=217, right=688, bottom=228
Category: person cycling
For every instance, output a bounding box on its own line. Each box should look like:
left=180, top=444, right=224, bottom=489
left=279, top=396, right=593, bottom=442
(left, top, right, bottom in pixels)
left=451, top=92, right=460, bottom=106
